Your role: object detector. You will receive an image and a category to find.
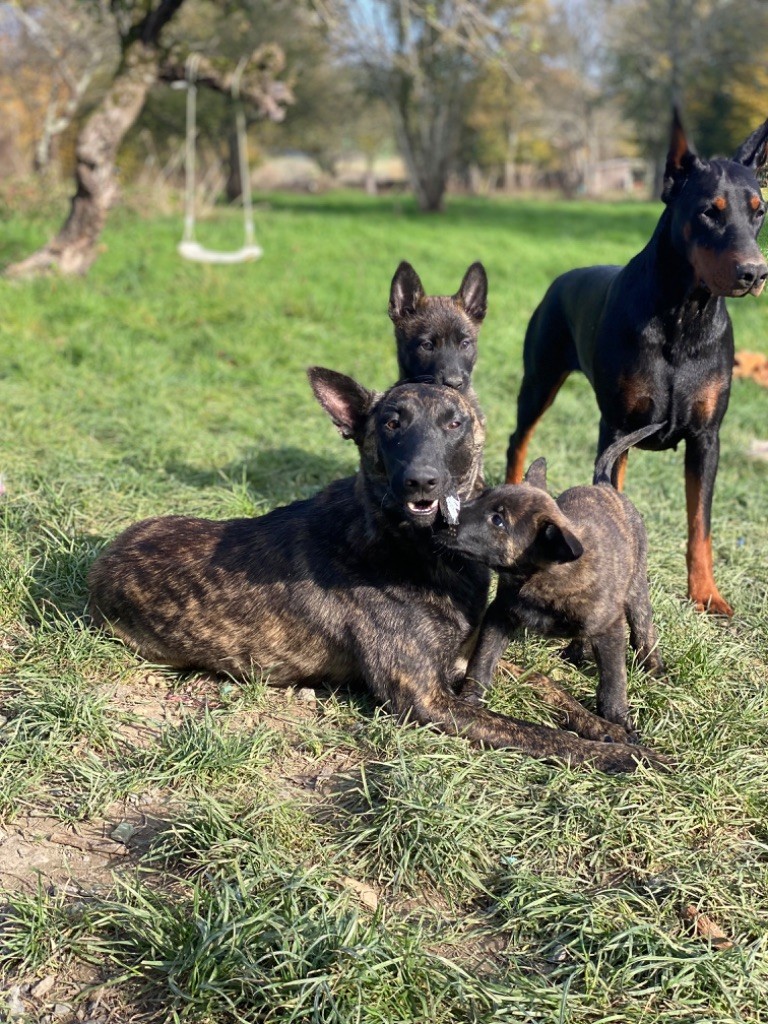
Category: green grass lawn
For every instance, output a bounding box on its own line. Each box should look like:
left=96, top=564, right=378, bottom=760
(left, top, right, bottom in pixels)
left=1, top=190, right=767, bottom=1023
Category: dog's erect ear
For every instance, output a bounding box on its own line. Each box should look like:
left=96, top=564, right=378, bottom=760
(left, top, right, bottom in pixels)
left=733, top=118, right=768, bottom=171
left=662, top=107, right=704, bottom=202
left=389, top=261, right=425, bottom=321
left=534, top=519, right=584, bottom=564
left=307, top=367, right=376, bottom=441
left=524, top=457, right=548, bottom=490
left=456, top=262, right=488, bottom=323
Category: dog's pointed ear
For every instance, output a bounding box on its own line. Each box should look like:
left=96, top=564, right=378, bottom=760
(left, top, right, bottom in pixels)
left=524, top=457, right=548, bottom=490
left=307, top=367, right=376, bottom=441
left=733, top=118, right=768, bottom=171
left=389, top=261, right=425, bottom=321
left=662, top=107, right=703, bottom=202
left=534, top=519, right=583, bottom=564
left=456, top=262, right=488, bottom=323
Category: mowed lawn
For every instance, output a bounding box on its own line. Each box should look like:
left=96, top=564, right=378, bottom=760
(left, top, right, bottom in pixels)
left=1, top=191, right=767, bottom=1023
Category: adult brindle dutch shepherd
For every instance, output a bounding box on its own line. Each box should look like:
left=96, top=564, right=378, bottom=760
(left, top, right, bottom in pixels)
left=88, top=368, right=661, bottom=771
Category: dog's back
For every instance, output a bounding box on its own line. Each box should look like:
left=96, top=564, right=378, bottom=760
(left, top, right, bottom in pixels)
left=89, top=374, right=490, bottom=693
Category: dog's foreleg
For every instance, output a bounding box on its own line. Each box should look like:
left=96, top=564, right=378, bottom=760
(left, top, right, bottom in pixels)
left=461, top=595, right=517, bottom=702
left=366, top=660, right=664, bottom=772
left=684, top=432, right=733, bottom=616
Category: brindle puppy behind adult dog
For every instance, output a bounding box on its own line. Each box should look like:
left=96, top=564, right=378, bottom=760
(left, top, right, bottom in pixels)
left=88, top=370, right=660, bottom=771
left=440, top=424, right=666, bottom=735
left=389, top=260, right=488, bottom=496
left=389, top=260, right=488, bottom=393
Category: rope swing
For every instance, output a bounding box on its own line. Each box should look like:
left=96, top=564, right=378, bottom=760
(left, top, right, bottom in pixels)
left=178, top=55, right=263, bottom=265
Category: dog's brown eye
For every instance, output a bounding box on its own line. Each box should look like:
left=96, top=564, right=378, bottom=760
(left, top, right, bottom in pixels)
left=385, top=417, right=400, bottom=431
left=490, top=512, right=505, bottom=529
left=420, top=340, right=435, bottom=352
left=459, top=338, right=472, bottom=350
left=446, top=418, right=462, bottom=430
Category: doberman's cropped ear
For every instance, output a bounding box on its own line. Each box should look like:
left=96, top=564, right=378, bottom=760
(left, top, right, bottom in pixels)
left=307, top=367, right=377, bottom=441
left=524, top=457, right=548, bottom=490
left=733, top=118, right=768, bottom=171
left=662, top=107, right=704, bottom=203
left=455, top=262, right=488, bottom=323
left=534, top=519, right=584, bottom=564
left=389, top=262, right=425, bottom=321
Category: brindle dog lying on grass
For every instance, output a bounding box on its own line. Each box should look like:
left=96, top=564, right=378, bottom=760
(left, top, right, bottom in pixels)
left=88, top=370, right=662, bottom=771
left=439, top=424, right=666, bottom=736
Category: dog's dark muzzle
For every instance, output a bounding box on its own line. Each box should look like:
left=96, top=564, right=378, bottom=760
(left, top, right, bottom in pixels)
left=396, top=462, right=442, bottom=525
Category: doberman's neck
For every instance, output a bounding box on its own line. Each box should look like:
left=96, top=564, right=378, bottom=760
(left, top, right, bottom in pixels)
left=632, top=207, right=726, bottom=355
left=642, top=208, right=722, bottom=314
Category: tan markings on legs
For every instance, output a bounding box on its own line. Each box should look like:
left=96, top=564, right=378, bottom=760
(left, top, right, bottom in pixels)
left=685, top=469, right=733, bottom=616
left=618, top=373, right=653, bottom=416
left=614, top=450, right=628, bottom=492
left=506, top=372, right=570, bottom=484
left=692, top=378, right=725, bottom=425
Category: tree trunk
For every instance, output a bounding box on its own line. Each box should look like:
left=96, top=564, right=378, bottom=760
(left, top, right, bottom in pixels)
left=6, top=44, right=159, bottom=278
left=4, top=0, right=290, bottom=280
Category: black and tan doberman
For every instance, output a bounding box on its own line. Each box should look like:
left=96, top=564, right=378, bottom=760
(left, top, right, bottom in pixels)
left=506, top=110, right=768, bottom=616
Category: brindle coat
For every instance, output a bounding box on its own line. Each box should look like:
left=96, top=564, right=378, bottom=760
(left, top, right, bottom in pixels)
left=389, top=260, right=488, bottom=494
left=389, top=260, right=488, bottom=394
left=441, top=426, right=665, bottom=734
left=88, top=370, right=660, bottom=771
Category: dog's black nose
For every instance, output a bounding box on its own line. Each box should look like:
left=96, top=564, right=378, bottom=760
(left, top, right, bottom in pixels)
left=442, top=375, right=465, bottom=390
left=404, top=465, right=439, bottom=494
left=735, top=262, right=768, bottom=289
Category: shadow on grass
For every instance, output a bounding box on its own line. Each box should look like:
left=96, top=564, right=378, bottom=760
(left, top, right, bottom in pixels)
left=164, top=445, right=354, bottom=507
left=24, top=532, right=107, bottom=628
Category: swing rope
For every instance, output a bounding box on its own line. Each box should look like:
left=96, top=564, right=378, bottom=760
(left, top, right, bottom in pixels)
left=178, top=54, right=263, bottom=264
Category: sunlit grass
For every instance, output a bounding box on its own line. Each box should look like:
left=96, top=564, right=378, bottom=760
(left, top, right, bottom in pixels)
left=0, top=190, right=766, bottom=1022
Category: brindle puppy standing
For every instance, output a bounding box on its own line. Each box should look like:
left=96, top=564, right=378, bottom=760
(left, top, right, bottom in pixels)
left=88, top=369, right=659, bottom=771
left=440, top=424, right=666, bottom=735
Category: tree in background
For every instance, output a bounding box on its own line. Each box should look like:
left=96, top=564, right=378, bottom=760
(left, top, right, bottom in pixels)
left=605, top=0, right=768, bottom=183
left=317, top=0, right=538, bottom=212
left=6, top=1, right=116, bottom=174
left=5, top=0, right=292, bottom=278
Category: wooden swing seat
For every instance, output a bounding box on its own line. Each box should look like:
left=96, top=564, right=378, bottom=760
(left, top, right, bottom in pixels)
left=177, top=240, right=263, bottom=264
left=179, top=54, right=262, bottom=266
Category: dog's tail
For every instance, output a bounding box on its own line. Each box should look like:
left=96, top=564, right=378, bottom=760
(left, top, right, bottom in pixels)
left=593, top=423, right=665, bottom=486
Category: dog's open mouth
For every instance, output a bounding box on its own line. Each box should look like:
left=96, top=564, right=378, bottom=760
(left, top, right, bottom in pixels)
left=406, top=499, right=439, bottom=519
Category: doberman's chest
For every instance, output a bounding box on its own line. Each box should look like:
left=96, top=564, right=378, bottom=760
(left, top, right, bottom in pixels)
left=592, top=320, right=733, bottom=441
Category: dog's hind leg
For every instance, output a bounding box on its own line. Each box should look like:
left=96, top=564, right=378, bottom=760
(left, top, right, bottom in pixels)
left=591, top=620, right=634, bottom=734
left=626, top=572, right=665, bottom=677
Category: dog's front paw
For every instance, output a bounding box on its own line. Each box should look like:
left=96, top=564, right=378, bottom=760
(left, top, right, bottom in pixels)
left=592, top=718, right=634, bottom=745
left=691, top=586, right=733, bottom=618
left=560, top=637, right=590, bottom=668
left=603, top=741, right=673, bottom=773
left=458, top=678, right=486, bottom=705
